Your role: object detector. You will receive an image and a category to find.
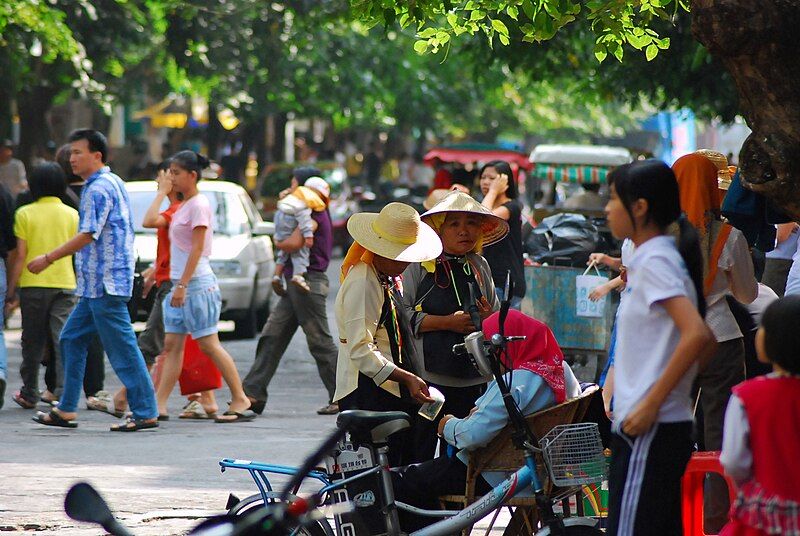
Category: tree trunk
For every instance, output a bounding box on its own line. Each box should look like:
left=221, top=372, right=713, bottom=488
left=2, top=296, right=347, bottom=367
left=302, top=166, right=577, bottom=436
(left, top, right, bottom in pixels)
left=17, top=85, right=57, bottom=170
left=206, top=100, right=222, bottom=161
left=270, top=112, right=288, bottom=164
left=691, top=0, right=800, bottom=218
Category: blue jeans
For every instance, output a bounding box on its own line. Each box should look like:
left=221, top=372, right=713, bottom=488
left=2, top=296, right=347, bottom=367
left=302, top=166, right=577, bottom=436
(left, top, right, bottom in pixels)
left=494, top=286, right=523, bottom=310
left=59, top=293, right=157, bottom=419
left=0, top=258, right=7, bottom=381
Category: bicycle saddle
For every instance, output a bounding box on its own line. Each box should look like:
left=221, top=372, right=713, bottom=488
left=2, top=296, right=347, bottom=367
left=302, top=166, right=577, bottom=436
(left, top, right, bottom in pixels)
left=336, top=410, right=410, bottom=444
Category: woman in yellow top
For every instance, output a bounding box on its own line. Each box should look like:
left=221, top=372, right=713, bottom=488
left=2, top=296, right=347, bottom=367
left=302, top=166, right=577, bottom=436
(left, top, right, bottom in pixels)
left=7, top=163, right=79, bottom=408
left=333, top=202, right=442, bottom=465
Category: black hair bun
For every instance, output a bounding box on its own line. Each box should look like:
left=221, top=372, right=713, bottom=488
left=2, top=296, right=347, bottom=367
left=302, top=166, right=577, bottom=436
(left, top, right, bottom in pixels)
left=195, top=152, right=210, bottom=169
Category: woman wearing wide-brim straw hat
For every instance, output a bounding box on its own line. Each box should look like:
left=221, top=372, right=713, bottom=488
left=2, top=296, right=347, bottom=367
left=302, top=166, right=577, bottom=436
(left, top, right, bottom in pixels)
left=333, top=202, right=442, bottom=466
left=400, top=191, right=508, bottom=460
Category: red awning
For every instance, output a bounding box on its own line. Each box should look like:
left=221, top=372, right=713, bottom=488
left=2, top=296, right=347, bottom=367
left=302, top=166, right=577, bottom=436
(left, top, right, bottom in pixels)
left=423, top=147, right=533, bottom=171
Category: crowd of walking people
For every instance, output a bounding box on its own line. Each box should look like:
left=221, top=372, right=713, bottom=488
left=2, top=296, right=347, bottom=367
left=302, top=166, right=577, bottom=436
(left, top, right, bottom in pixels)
left=0, top=132, right=797, bottom=534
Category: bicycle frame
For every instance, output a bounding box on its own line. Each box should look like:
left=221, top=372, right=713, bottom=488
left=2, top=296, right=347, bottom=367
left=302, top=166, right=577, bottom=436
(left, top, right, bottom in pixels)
left=219, top=447, right=597, bottom=536
left=410, top=455, right=538, bottom=536
left=219, top=278, right=602, bottom=535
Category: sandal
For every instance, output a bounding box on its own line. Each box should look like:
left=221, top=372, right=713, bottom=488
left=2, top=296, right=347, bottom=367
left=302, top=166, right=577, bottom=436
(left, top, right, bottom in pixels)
left=110, top=417, right=159, bottom=432
left=33, top=409, right=78, bottom=428
left=179, top=400, right=217, bottom=420
left=39, top=390, right=58, bottom=407
left=13, top=391, right=37, bottom=409
left=214, top=410, right=258, bottom=423
left=271, top=276, right=287, bottom=297
left=86, top=393, right=126, bottom=418
left=290, top=274, right=311, bottom=293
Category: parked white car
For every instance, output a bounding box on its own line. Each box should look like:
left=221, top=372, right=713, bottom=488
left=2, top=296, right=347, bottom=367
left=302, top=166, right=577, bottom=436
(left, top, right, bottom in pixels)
left=125, top=180, right=275, bottom=338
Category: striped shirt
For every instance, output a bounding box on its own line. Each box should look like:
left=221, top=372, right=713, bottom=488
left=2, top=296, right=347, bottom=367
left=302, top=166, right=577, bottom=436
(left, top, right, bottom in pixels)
left=75, top=166, right=135, bottom=298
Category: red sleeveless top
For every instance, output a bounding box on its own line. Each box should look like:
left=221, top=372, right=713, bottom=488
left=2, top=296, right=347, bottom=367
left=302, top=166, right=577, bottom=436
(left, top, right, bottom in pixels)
left=727, top=376, right=800, bottom=535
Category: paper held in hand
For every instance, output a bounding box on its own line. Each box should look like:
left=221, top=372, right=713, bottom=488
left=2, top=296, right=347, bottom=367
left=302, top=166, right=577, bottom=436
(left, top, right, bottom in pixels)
left=418, top=386, right=445, bottom=421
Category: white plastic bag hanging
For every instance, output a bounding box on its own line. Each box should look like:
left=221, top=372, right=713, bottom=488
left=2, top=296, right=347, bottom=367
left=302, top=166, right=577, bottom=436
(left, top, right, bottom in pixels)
left=576, top=262, right=608, bottom=318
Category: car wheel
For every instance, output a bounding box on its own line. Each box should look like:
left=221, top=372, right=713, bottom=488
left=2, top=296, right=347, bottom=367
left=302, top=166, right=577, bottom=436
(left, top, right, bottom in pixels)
left=232, top=283, right=259, bottom=340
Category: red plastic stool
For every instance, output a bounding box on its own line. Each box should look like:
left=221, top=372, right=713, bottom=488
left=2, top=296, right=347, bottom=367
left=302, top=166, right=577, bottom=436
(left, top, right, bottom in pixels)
left=682, top=451, right=737, bottom=536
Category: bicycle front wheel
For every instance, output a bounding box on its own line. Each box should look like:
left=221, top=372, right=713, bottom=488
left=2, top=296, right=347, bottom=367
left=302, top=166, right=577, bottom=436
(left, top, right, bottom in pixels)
left=561, top=527, right=603, bottom=535
left=228, top=493, right=333, bottom=536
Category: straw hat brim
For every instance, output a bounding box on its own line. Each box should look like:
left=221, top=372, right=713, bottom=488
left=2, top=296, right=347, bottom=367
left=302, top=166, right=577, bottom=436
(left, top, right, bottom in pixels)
left=421, top=193, right=510, bottom=247
left=423, top=189, right=452, bottom=210
left=347, top=213, right=443, bottom=262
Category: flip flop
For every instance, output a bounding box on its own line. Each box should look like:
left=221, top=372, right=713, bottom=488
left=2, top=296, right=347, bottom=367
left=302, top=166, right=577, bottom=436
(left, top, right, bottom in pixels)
left=179, top=400, right=217, bottom=420
left=86, top=394, right=126, bottom=418
left=13, top=391, right=37, bottom=409
left=110, top=417, right=159, bottom=432
left=38, top=397, right=59, bottom=407
left=214, top=410, right=257, bottom=423
left=33, top=410, right=78, bottom=428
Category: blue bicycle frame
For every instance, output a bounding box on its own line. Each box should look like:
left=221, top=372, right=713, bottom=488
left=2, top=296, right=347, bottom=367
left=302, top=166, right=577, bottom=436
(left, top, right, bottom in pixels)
left=220, top=453, right=550, bottom=536
left=410, top=455, right=539, bottom=536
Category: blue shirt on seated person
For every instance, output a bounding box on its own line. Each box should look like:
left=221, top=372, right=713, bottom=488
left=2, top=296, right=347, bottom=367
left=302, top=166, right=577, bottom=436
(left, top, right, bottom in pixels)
left=394, top=311, right=581, bottom=529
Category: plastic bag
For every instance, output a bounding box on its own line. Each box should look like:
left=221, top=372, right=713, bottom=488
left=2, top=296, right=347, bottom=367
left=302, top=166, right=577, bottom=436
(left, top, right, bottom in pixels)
left=526, top=213, right=601, bottom=267
left=576, top=263, right=608, bottom=318
left=179, top=336, right=222, bottom=395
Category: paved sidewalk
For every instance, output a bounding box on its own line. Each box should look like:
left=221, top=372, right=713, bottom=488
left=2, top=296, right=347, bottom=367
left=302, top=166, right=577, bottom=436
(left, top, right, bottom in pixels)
left=0, top=258, right=555, bottom=534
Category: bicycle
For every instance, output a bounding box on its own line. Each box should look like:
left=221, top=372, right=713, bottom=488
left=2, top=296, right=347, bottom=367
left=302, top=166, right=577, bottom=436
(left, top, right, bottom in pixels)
left=219, top=279, right=607, bottom=536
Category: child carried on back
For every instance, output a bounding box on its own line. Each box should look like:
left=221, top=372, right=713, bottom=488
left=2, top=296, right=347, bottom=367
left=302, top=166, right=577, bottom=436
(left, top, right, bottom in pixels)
left=272, top=176, right=330, bottom=295
left=720, top=296, right=800, bottom=536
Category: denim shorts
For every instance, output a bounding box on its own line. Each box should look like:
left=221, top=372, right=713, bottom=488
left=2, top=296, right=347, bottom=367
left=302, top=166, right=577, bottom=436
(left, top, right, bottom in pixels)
left=162, top=274, right=221, bottom=339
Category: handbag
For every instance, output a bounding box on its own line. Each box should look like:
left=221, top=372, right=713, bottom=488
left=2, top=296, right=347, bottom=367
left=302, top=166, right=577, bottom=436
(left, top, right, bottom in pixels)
left=179, top=336, right=222, bottom=395
left=576, top=262, right=608, bottom=318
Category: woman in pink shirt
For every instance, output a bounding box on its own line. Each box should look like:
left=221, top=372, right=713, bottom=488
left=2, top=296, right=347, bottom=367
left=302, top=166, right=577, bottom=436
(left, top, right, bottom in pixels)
left=155, top=151, right=254, bottom=422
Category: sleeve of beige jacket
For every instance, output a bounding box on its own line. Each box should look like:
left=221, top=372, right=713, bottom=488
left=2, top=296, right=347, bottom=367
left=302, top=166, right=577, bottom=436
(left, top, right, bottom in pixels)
left=340, top=265, right=398, bottom=386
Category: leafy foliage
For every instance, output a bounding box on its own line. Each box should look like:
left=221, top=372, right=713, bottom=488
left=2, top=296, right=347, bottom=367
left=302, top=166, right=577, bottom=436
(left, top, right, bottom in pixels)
left=0, top=0, right=720, bottom=157
left=351, top=0, right=689, bottom=63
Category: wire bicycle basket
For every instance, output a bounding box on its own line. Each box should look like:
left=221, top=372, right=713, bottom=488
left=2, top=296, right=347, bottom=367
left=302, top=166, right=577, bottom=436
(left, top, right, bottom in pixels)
left=539, top=423, right=607, bottom=487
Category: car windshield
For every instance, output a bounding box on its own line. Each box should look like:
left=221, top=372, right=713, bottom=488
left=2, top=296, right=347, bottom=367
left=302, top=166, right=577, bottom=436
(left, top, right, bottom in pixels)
left=128, top=189, right=250, bottom=236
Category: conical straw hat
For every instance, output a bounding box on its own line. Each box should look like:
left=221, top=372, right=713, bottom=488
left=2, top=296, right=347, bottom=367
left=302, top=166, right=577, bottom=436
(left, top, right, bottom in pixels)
left=421, top=191, right=509, bottom=247
left=347, top=202, right=443, bottom=262
left=423, top=189, right=452, bottom=210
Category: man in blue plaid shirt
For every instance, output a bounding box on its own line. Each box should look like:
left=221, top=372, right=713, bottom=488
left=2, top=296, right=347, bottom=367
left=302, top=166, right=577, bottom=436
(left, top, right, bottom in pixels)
left=28, top=129, right=158, bottom=431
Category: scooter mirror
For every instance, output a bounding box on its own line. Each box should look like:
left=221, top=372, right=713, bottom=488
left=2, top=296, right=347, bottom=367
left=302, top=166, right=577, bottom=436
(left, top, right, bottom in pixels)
left=65, top=482, right=114, bottom=525
left=65, top=483, right=134, bottom=536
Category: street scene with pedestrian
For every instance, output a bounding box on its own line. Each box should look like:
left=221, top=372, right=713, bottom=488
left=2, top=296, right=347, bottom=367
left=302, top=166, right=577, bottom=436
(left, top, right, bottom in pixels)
left=2, top=1, right=799, bottom=535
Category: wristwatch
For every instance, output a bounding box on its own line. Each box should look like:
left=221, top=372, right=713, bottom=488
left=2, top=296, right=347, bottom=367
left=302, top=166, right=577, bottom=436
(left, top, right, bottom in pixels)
left=176, top=283, right=187, bottom=289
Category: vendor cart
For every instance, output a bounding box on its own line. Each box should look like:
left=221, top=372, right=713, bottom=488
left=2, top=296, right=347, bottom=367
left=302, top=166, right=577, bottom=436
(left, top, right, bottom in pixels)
left=521, top=264, right=617, bottom=383
left=528, top=144, right=631, bottom=220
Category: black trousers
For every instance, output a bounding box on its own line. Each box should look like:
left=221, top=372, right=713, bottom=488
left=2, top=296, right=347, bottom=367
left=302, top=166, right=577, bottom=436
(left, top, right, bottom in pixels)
left=392, top=454, right=492, bottom=531
left=411, top=383, right=484, bottom=462
left=338, top=373, right=422, bottom=467
left=607, top=421, right=692, bottom=536
left=44, top=333, right=104, bottom=397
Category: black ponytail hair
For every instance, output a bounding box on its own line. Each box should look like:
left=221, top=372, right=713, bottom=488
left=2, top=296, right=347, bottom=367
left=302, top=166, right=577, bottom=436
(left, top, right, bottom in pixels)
left=609, top=159, right=707, bottom=317
left=171, top=150, right=210, bottom=181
